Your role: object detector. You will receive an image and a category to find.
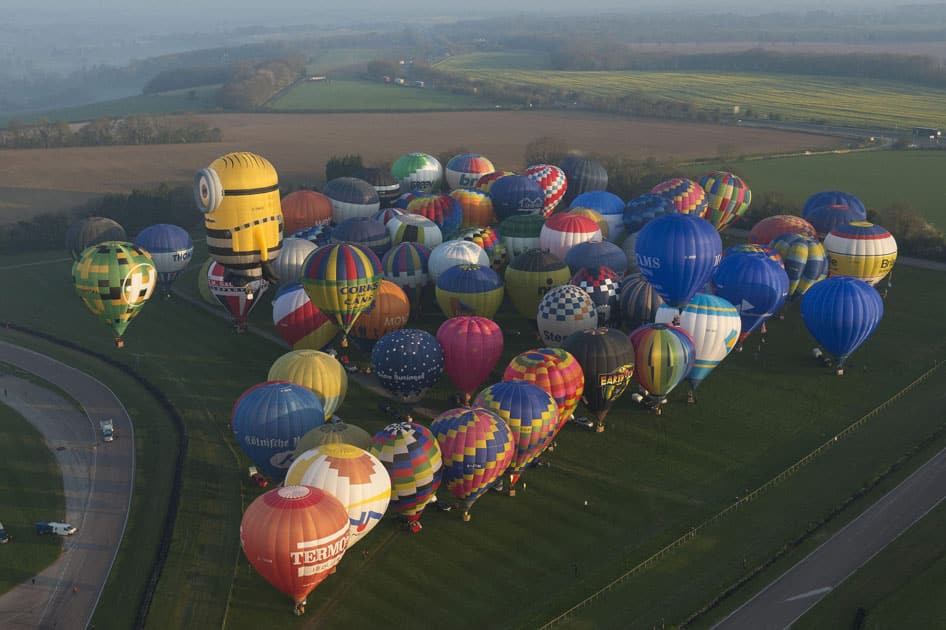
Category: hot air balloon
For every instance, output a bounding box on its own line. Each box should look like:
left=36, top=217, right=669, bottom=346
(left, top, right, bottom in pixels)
left=437, top=317, right=504, bottom=404
left=655, top=293, right=740, bottom=396
left=371, top=328, right=444, bottom=403
left=698, top=171, right=751, bottom=232
left=393, top=190, right=423, bottom=210
left=500, top=214, right=546, bottom=259
left=350, top=280, right=410, bottom=350
left=407, top=194, right=463, bottom=240
left=628, top=323, right=695, bottom=414
left=568, top=207, right=609, bottom=240
left=331, top=216, right=391, bottom=259
left=435, top=264, right=504, bottom=319
left=748, top=214, right=817, bottom=245
left=622, top=193, right=677, bottom=236
left=504, top=249, right=572, bottom=321
left=570, top=191, right=625, bottom=242
left=197, top=258, right=218, bottom=305
left=281, top=190, right=333, bottom=235
left=711, top=252, right=789, bottom=345
left=621, top=231, right=642, bottom=276
left=269, top=349, right=348, bottom=417
left=272, top=238, right=317, bottom=287
left=386, top=213, right=443, bottom=250
left=323, top=177, right=381, bottom=223
left=207, top=260, right=270, bottom=332
left=618, top=273, right=664, bottom=331
left=504, top=348, right=585, bottom=432
left=489, top=175, right=546, bottom=221
left=232, top=381, right=326, bottom=480
left=823, top=221, right=897, bottom=287
left=285, top=444, right=391, bottom=547
left=651, top=178, right=708, bottom=216
left=300, top=242, right=382, bottom=344
left=445, top=153, right=495, bottom=190
left=352, top=167, right=401, bottom=207
left=430, top=407, right=515, bottom=521
left=802, top=191, right=867, bottom=238
left=635, top=213, right=722, bottom=309
left=313, top=415, right=370, bottom=446
left=240, top=486, right=350, bottom=615
left=428, top=240, right=490, bottom=283
left=133, top=223, right=193, bottom=297
left=272, top=282, right=340, bottom=350
left=769, top=233, right=828, bottom=300
left=459, top=226, right=505, bottom=272
left=522, top=164, right=568, bottom=217
left=564, top=240, right=627, bottom=277
left=473, top=381, right=558, bottom=494
left=725, top=243, right=783, bottom=267
left=370, top=420, right=443, bottom=533
left=801, top=276, right=883, bottom=375
left=72, top=241, right=156, bottom=347
left=195, top=152, right=283, bottom=285
left=537, top=284, right=599, bottom=347
left=382, top=242, right=431, bottom=310
left=570, top=266, right=621, bottom=326
left=291, top=224, right=334, bottom=248
left=539, top=213, right=602, bottom=261
left=375, top=207, right=405, bottom=226
left=392, top=152, right=443, bottom=194
left=66, top=216, right=126, bottom=260
left=558, top=155, right=607, bottom=206
left=295, top=419, right=373, bottom=458
left=451, top=188, right=496, bottom=229
left=475, top=170, right=517, bottom=195
left=561, top=328, right=634, bottom=431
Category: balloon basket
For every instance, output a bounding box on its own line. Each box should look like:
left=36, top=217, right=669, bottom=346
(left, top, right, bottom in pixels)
left=462, top=511, right=471, bottom=522
left=114, top=338, right=125, bottom=349
left=595, top=422, right=605, bottom=433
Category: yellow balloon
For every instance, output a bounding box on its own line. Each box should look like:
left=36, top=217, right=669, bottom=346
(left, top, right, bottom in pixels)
left=268, top=350, right=348, bottom=416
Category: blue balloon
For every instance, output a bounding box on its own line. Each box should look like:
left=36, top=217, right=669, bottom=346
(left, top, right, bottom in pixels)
left=801, top=191, right=867, bottom=237
left=371, top=329, right=444, bottom=403
left=231, top=381, right=326, bottom=480
left=570, top=191, right=626, bottom=241
left=133, top=223, right=194, bottom=295
left=623, top=194, right=677, bottom=235
left=488, top=175, right=545, bottom=221
left=711, top=252, right=789, bottom=341
left=634, top=213, right=722, bottom=309
left=291, top=224, right=334, bottom=247
left=801, top=276, right=883, bottom=370
left=331, top=216, right=392, bottom=259
left=564, top=240, right=628, bottom=276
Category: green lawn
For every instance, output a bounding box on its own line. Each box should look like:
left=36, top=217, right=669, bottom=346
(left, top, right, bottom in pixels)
left=0, top=395, right=64, bottom=590
left=687, top=150, right=946, bottom=232
left=435, top=53, right=946, bottom=129
left=2, top=225, right=945, bottom=628
left=268, top=79, right=492, bottom=111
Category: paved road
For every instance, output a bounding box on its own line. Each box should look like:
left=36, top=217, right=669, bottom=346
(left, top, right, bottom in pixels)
left=0, top=341, right=134, bottom=630
left=713, top=446, right=946, bottom=629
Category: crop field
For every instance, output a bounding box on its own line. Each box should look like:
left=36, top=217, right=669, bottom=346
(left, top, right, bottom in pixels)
left=269, top=79, right=490, bottom=111
left=1, top=232, right=945, bottom=628
left=435, top=53, right=946, bottom=130
left=0, top=111, right=840, bottom=225
left=688, top=150, right=946, bottom=232
left=0, top=398, right=64, bottom=591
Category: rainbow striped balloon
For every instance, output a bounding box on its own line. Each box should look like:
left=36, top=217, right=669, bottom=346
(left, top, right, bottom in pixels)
left=698, top=171, right=751, bottom=232
left=650, top=177, right=708, bottom=216
left=370, top=421, right=443, bottom=527
left=504, top=348, right=585, bottom=431
left=301, top=242, right=382, bottom=337
left=628, top=323, right=695, bottom=411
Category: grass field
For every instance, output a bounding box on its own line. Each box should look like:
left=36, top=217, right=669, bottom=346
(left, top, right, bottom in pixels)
left=1, top=232, right=945, bottom=628
left=269, top=79, right=493, bottom=111
left=687, top=150, right=946, bottom=232
left=795, top=494, right=946, bottom=629
left=435, top=53, right=946, bottom=130
left=0, top=395, right=65, bottom=590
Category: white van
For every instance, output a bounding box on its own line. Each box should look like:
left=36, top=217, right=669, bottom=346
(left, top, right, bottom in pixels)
left=49, top=522, right=77, bottom=536
left=0, top=521, right=8, bottom=543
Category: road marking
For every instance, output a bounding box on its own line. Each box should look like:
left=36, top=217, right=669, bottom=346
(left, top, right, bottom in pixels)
left=783, top=586, right=832, bottom=602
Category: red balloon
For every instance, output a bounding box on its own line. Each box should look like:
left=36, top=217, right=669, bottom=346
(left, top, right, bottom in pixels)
left=240, top=485, right=351, bottom=612
left=436, top=316, right=504, bottom=403
left=748, top=214, right=817, bottom=246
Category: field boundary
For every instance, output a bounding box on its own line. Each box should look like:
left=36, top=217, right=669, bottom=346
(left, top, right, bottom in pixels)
left=539, top=357, right=946, bottom=628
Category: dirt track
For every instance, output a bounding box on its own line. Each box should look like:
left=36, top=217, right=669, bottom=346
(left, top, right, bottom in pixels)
left=0, top=342, right=133, bottom=630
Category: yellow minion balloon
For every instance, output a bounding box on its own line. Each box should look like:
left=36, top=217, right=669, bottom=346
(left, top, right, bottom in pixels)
left=195, top=152, right=283, bottom=286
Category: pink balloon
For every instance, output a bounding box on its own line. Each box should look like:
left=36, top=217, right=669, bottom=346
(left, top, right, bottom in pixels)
left=436, top=316, right=504, bottom=403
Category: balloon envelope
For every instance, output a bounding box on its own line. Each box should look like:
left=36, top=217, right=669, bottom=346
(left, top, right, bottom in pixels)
left=537, top=284, right=599, bottom=347
left=540, top=213, right=602, bottom=261
left=349, top=279, right=410, bottom=350
left=446, top=153, right=496, bottom=190
left=802, top=191, right=867, bottom=237
left=504, top=348, right=585, bottom=431
left=387, top=213, right=443, bottom=250
left=133, top=223, right=193, bottom=296
left=240, top=486, right=350, bottom=607
left=770, top=234, right=828, bottom=299
left=500, top=214, right=546, bottom=259
left=391, top=152, right=443, bottom=194
left=370, top=421, right=443, bottom=526
left=651, top=178, right=707, bottom=216
left=301, top=243, right=382, bottom=338
left=504, top=249, right=572, bottom=320
left=748, top=214, right=817, bottom=245
left=489, top=175, right=546, bottom=221
left=269, top=350, right=348, bottom=417
left=66, top=216, right=126, bottom=260
left=655, top=294, right=740, bottom=390
left=294, top=420, right=373, bottom=459
left=437, top=317, right=504, bottom=399
left=207, top=260, right=269, bottom=331
left=698, top=171, right=751, bottom=232
left=711, top=252, right=789, bottom=341
left=801, top=276, right=883, bottom=368
left=823, top=221, right=897, bottom=286
left=371, top=329, right=444, bottom=403
left=558, top=155, right=607, bottom=206
left=273, top=282, right=339, bottom=350
left=522, top=163, right=568, bottom=217
left=618, top=273, right=664, bottom=331
left=281, top=190, right=333, bottom=234
left=272, top=237, right=317, bottom=286
left=629, top=323, right=695, bottom=408
left=435, top=264, right=504, bottom=319
left=323, top=177, right=381, bottom=223
left=407, top=194, right=463, bottom=240
left=331, top=217, right=391, bottom=260
left=382, top=242, right=431, bottom=308
left=561, top=327, right=634, bottom=427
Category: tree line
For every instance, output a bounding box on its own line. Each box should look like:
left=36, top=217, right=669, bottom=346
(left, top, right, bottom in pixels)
left=0, top=115, right=221, bottom=149
left=214, top=56, right=307, bottom=110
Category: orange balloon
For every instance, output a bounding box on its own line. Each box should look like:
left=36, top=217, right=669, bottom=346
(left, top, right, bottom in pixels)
left=350, top=280, right=410, bottom=342
left=240, top=485, right=351, bottom=609
left=281, top=190, right=333, bottom=235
